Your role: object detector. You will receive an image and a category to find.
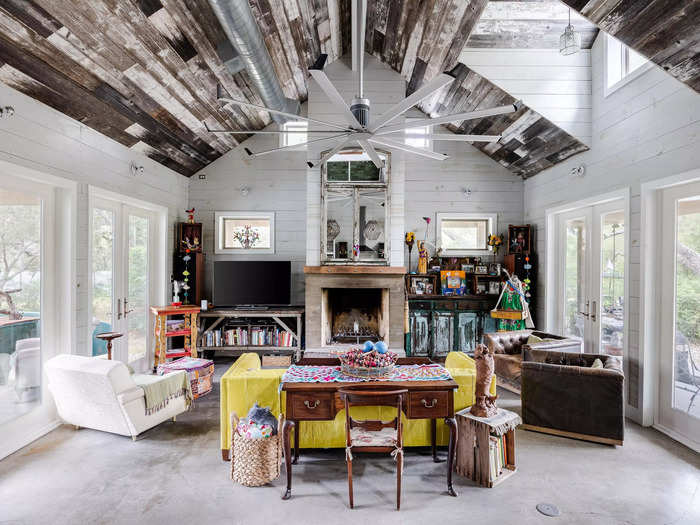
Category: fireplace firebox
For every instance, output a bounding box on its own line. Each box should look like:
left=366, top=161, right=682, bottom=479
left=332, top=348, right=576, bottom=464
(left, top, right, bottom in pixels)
left=322, top=287, right=389, bottom=346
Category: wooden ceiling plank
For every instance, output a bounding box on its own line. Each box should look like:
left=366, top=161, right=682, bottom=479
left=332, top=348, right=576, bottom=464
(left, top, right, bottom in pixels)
left=1, top=0, right=61, bottom=39
left=263, top=0, right=308, bottom=99
left=123, top=122, right=204, bottom=173
left=98, top=0, right=253, bottom=138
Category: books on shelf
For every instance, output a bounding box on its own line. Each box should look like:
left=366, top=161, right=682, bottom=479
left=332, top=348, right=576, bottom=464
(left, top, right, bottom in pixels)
left=488, top=434, right=508, bottom=480
left=202, top=326, right=294, bottom=348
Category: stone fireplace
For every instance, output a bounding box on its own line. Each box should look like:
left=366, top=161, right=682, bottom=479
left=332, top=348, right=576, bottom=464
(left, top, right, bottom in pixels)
left=304, top=267, right=405, bottom=353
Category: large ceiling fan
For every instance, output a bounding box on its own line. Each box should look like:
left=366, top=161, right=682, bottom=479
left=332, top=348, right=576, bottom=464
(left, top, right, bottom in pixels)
left=206, top=0, right=522, bottom=169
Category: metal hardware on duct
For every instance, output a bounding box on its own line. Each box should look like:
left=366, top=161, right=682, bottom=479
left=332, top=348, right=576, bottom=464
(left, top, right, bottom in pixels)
left=208, top=0, right=299, bottom=123
left=129, top=162, right=144, bottom=176
left=0, top=106, right=15, bottom=119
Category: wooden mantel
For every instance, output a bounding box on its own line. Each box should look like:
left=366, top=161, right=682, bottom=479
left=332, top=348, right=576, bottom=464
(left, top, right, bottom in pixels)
left=304, top=266, right=406, bottom=275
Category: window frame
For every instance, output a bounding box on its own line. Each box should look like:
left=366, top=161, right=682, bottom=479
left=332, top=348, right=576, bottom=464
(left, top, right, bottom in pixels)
left=436, top=212, right=497, bottom=256
left=603, top=33, right=653, bottom=97
left=214, top=211, right=275, bottom=255
left=279, top=121, right=308, bottom=149
left=321, top=148, right=390, bottom=265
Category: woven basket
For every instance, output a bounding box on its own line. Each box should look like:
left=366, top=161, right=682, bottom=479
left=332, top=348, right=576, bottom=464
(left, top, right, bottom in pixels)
left=230, top=412, right=283, bottom=487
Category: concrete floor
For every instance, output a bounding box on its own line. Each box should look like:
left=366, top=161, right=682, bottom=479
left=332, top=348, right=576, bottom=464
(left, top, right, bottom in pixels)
left=1, top=358, right=699, bottom=525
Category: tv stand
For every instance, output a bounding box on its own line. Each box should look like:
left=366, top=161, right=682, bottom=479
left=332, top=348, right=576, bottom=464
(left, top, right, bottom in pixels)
left=235, top=305, right=270, bottom=310
left=198, top=306, right=303, bottom=361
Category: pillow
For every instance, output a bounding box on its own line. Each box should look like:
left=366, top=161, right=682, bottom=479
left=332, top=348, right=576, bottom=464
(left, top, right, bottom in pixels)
left=591, top=358, right=604, bottom=369
left=527, top=335, right=543, bottom=344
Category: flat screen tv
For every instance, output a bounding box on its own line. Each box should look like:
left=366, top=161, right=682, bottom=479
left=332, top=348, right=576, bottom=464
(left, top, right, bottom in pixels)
left=213, top=261, right=291, bottom=306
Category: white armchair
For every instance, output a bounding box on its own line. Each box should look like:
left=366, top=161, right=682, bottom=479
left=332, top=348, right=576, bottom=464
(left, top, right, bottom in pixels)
left=46, top=354, right=188, bottom=440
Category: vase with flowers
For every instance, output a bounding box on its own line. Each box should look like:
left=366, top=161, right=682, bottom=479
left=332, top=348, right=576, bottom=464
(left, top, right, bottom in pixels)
left=405, top=231, right=415, bottom=272
left=488, top=233, right=504, bottom=262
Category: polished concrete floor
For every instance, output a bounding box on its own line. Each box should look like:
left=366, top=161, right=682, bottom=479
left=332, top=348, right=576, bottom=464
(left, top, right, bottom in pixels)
left=0, top=359, right=698, bottom=525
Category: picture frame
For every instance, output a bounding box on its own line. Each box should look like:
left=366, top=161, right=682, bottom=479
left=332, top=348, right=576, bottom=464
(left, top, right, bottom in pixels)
left=462, top=263, right=475, bottom=273
left=476, top=281, right=487, bottom=294
left=475, top=264, right=488, bottom=275
left=215, top=211, right=275, bottom=254
left=489, top=280, right=501, bottom=295
left=177, top=222, right=202, bottom=253
left=406, top=274, right=438, bottom=296
left=508, top=224, right=531, bottom=255
left=488, top=263, right=501, bottom=276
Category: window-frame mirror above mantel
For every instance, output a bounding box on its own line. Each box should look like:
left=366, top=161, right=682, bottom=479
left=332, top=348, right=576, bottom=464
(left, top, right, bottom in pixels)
left=321, top=148, right=391, bottom=266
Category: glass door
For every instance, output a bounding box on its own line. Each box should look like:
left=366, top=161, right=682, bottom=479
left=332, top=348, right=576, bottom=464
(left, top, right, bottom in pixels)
left=90, top=198, right=154, bottom=371
left=555, top=200, right=625, bottom=355
left=0, top=187, right=43, bottom=425
left=659, top=182, right=700, bottom=446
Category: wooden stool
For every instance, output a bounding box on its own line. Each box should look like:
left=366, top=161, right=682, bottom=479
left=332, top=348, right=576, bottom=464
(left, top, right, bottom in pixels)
left=95, top=332, right=123, bottom=360
left=455, top=407, right=521, bottom=487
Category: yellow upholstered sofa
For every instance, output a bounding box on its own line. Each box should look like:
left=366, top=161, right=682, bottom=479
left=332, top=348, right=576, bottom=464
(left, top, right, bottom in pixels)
left=220, top=352, right=495, bottom=457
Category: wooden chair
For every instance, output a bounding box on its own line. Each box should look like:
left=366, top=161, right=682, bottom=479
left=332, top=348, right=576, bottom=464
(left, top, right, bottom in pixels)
left=338, top=388, right=408, bottom=510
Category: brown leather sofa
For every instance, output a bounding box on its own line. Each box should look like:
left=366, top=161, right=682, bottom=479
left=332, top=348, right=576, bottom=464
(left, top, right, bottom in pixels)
left=483, top=330, right=582, bottom=393
left=520, top=348, right=624, bottom=445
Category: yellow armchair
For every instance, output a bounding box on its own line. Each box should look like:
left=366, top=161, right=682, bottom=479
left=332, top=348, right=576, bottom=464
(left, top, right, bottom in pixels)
left=220, top=352, right=496, bottom=456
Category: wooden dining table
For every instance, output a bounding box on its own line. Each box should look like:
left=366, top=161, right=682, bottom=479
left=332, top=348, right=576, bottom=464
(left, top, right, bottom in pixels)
left=280, top=357, right=460, bottom=500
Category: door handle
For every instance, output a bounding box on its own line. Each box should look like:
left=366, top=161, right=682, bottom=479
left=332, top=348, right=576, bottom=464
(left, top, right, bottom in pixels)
left=579, top=300, right=590, bottom=319
left=117, top=298, right=122, bottom=320
left=591, top=300, right=597, bottom=322
left=124, top=297, right=134, bottom=317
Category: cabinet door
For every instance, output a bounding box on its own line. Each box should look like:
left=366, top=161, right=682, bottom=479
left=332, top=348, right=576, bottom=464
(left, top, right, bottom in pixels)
left=432, top=311, right=454, bottom=357
left=409, top=310, right=431, bottom=356
left=457, top=312, right=479, bottom=353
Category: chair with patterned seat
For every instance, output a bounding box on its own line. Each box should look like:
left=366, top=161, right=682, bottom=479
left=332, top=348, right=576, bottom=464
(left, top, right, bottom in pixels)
left=339, top=388, right=407, bottom=511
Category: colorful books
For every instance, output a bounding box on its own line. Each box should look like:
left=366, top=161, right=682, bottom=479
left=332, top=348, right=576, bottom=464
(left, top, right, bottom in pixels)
left=488, top=434, right=508, bottom=480
left=202, top=326, right=294, bottom=347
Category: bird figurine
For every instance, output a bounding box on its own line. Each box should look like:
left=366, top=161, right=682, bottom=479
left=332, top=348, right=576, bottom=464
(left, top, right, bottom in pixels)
left=185, top=207, right=195, bottom=224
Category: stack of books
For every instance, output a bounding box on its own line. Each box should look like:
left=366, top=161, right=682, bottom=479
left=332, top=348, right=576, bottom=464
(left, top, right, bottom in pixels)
left=488, top=434, right=508, bottom=480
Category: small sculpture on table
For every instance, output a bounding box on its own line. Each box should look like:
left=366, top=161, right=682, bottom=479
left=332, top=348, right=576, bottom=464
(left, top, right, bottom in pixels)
left=470, top=343, right=498, bottom=418
left=417, top=240, right=428, bottom=274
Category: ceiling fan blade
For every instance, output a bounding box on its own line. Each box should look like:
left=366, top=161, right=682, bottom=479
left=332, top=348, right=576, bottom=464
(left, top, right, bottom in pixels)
left=368, top=136, right=448, bottom=161
left=357, top=139, right=384, bottom=168
left=424, top=134, right=501, bottom=143
left=375, top=101, right=523, bottom=135
left=217, top=85, right=351, bottom=132
left=244, top=133, right=350, bottom=158
left=309, top=55, right=364, bottom=130
left=368, top=68, right=457, bottom=132
left=308, top=136, right=356, bottom=168
left=203, top=122, right=342, bottom=135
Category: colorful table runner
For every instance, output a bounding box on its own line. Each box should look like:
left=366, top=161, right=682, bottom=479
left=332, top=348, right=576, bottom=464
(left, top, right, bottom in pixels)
left=281, top=364, right=452, bottom=384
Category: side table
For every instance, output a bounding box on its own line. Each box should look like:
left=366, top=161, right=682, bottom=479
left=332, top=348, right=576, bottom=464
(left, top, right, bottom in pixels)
left=455, top=407, right=521, bottom=487
left=95, top=332, right=123, bottom=360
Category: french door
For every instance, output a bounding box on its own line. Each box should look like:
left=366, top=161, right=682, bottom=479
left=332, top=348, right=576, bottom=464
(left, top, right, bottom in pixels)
left=556, top=200, right=626, bottom=356
left=91, top=197, right=156, bottom=371
left=658, top=181, right=700, bottom=446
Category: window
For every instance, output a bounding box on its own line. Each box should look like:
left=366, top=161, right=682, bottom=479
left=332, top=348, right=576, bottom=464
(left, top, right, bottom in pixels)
left=280, top=121, right=308, bottom=148
left=215, top=212, right=275, bottom=254
left=322, top=149, right=389, bottom=264
left=404, top=119, right=432, bottom=150
left=436, top=213, right=496, bottom=255
left=605, top=34, right=651, bottom=96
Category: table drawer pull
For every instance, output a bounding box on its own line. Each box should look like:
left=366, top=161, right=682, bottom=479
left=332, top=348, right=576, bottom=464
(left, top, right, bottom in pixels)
left=422, top=398, right=438, bottom=408
left=303, top=399, right=320, bottom=409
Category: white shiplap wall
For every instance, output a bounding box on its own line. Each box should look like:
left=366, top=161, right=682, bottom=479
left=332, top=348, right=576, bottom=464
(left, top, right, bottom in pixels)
left=0, top=82, right=189, bottom=355
left=460, top=48, right=592, bottom=145
left=306, top=56, right=407, bottom=267
left=523, top=35, right=700, bottom=422
left=188, top=127, right=308, bottom=305
left=404, top=129, right=523, bottom=272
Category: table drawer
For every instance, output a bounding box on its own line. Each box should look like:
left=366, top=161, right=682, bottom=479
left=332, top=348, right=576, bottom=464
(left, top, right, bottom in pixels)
left=408, top=391, right=449, bottom=419
left=288, top=392, right=333, bottom=420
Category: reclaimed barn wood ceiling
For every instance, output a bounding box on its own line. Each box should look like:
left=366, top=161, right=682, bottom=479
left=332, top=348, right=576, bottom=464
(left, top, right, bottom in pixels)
left=467, top=0, right=598, bottom=49
left=1, top=0, right=593, bottom=178
left=560, top=0, right=700, bottom=93
left=0, top=0, right=350, bottom=176
left=365, top=0, right=589, bottom=178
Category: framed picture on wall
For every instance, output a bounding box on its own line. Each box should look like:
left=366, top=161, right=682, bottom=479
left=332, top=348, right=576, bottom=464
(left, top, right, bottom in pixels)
left=215, top=211, right=275, bottom=254
left=406, top=274, right=438, bottom=296
left=507, top=224, right=531, bottom=254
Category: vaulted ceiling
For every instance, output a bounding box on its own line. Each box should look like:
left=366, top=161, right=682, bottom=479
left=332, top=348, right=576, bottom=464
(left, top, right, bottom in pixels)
left=0, top=0, right=695, bottom=179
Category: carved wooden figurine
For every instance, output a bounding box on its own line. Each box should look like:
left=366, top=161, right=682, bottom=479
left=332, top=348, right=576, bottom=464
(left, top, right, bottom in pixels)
left=470, top=343, right=498, bottom=418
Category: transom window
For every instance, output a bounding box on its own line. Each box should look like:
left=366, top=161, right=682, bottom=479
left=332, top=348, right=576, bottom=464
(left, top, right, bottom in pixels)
left=437, top=213, right=496, bottom=255
left=280, top=121, right=308, bottom=148
left=605, top=34, right=650, bottom=96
